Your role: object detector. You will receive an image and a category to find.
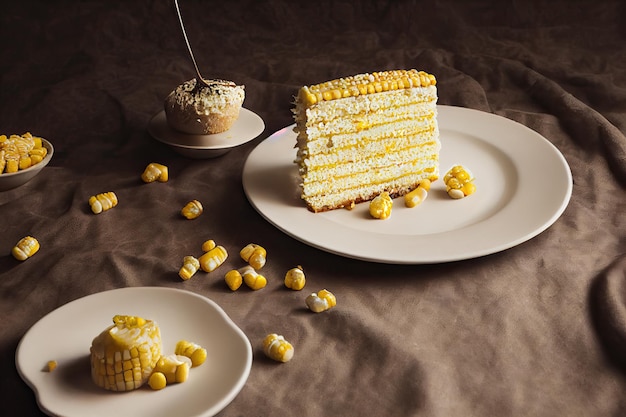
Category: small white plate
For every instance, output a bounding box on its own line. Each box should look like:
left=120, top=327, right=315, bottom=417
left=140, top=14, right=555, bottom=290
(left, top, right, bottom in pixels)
left=148, top=108, right=265, bottom=158
left=16, top=287, right=252, bottom=417
left=242, top=105, right=573, bottom=264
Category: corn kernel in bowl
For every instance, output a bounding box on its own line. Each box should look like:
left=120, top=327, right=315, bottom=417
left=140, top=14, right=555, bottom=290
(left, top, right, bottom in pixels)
left=0, top=135, right=54, bottom=191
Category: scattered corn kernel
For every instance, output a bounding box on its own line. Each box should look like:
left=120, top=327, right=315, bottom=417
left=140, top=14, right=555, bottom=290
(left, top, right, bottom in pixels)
left=46, top=360, right=57, bottom=372
left=263, top=333, right=294, bottom=363
left=224, top=269, right=243, bottom=291
left=148, top=372, right=167, bottom=390
left=284, top=266, right=306, bottom=290
left=444, top=165, right=476, bottom=199
left=141, top=162, right=168, bottom=183
left=181, top=199, right=203, bottom=219
left=369, top=192, right=393, bottom=219
left=175, top=340, right=207, bottom=367
left=89, top=191, right=118, bottom=214
left=305, top=289, right=337, bottom=313
left=241, top=265, right=267, bottom=290
left=240, top=243, right=267, bottom=270
left=198, top=245, right=228, bottom=272
left=404, top=179, right=431, bottom=208
left=12, top=236, right=40, bottom=261
left=178, top=255, right=200, bottom=280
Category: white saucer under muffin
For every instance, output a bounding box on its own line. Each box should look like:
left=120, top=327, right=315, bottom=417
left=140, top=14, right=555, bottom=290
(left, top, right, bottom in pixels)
left=164, top=78, right=245, bottom=135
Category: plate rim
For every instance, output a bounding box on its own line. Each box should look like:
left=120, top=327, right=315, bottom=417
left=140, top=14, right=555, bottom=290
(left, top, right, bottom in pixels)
left=242, top=105, right=573, bottom=264
left=148, top=108, right=265, bottom=150
left=16, top=286, right=253, bottom=417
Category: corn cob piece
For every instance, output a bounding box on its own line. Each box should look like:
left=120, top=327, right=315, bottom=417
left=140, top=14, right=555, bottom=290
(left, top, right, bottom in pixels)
left=90, top=315, right=162, bottom=392
left=241, top=265, right=267, bottom=290
left=444, top=165, right=476, bottom=199
left=12, top=236, right=40, bottom=261
left=175, top=340, right=207, bottom=367
left=239, top=243, right=266, bottom=270
left=89, top=191, right=118, bottom=214
left=404, top=179, right=431, bottom=208
left=181, top=199, right=203, bottom=219
left=305, top=289, right=337, bottom=313
left=178, top=255, right=200, bottom=280
left=198, top=245, right=228, bottom=272
left=141, top=162, right=168, bottom=183
left=263, top=333, right=294, bottom=363
left=284, top=266, right=306, bottom=290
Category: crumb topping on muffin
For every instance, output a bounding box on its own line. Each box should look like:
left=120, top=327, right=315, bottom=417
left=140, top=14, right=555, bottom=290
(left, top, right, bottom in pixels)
left=169, top=78, right=245, bottom=116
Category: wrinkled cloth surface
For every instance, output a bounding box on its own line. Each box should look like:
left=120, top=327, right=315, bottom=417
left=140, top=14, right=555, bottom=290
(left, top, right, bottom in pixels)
left=1, top=1, right=625, bottom=416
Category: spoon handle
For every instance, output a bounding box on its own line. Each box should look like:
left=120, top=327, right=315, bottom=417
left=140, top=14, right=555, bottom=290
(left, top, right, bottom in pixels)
left=173, top=0, right=208, bottom=87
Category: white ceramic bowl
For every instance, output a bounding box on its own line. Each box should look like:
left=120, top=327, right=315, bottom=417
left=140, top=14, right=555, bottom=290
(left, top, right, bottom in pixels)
left=0, top=138, right=54, bottom=191
left=147, top=108, right=265, bottom=159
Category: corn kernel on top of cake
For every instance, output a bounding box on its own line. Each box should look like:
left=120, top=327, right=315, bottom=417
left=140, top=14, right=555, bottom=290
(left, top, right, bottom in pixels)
left=297, top=69, right=437, bottom=107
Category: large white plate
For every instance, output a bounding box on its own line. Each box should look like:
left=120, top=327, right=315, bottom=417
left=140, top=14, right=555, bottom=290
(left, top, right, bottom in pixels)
left=242, top=105, right=572, bottom=264
left=16, top=287, right=252, bottom=417
left=148, top=107, right=264, bottom=149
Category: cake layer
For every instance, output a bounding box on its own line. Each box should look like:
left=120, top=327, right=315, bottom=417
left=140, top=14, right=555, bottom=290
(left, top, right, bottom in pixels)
left=303, top=171, right=438, bottom=213
left=302, top=143, right=438, bottom=186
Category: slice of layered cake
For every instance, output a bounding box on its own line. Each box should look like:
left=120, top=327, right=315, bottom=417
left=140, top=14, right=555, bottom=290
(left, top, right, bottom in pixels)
left=293, top=69, right=440, bottom=213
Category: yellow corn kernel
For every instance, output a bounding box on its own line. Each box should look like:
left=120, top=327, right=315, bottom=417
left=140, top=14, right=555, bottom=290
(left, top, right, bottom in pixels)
left=444, top=165, right=476, bottom=199
left=198, top=245, right=228, bottom=272
left=0, top=150, right=5, bottom=174
left=369, top=192, right=393, bottom=219
left=141, top=162, right=168, bottom=183
left=154, top=354, right=191, bottom=383
left=224, top=269, right=243, bottom=291
left=239, top=243, right=266, bottom=270
left=175, top=340, right=207, bottom=367
left=148, top=372, right=167, bottom=390
left=241, top=265, right=267, bottom=290
left=29, top=147, right=47, bottom=158
left=12, top=236, right=40, bottom=261
left=305, top=289, right=337, bottom=313
left=284, top=266, right=306, bottom=290
left=297, top=70, right=437, bottom=108
left=181, top=199, right=203, bottom=219
left=46, top=360, right=58, bottom=372
left=18, top=156, right=32, bottom=170
left=5, top=158, right=18, bottom=173
left=404, top=179, right=431, bottom=208
left=89, top=191, right=118, bottom=214
left=263, top=333, right=294, bottom=363
left=201, top=239, right=216, bottom=252
left=178, top=255, right=200, bottom=280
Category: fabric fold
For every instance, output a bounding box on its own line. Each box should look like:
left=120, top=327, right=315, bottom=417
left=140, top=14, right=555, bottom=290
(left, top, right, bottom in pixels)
left=590, top=254, right=626, bottom=370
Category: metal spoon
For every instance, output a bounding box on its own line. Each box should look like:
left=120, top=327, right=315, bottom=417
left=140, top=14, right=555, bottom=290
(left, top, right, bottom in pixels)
left=173, top=0, right=210, bottom=89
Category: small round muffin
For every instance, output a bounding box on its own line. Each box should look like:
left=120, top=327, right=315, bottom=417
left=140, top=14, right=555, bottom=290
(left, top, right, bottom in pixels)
left=164, top=78, right=245, bottom=135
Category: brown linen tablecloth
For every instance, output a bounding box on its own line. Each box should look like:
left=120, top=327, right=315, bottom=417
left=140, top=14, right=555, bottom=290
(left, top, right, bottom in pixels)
left=1, top=1, right=625, bottom=416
